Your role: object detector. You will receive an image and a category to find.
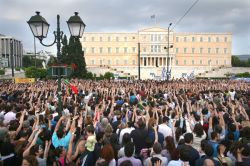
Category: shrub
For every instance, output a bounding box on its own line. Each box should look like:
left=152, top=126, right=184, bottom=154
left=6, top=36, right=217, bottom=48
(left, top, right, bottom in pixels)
left=15, top=67, right=21, bottom=71
left=25, top=67, right=47, bottom=78
left=0, top=69, right=5, bottom=75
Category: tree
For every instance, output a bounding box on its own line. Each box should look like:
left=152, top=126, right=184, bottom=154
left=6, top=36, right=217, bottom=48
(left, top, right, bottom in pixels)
left=104, top=72, right=114, bottom=80
left=66, top=36, right=87, bottom=78
left=22, top=56, right=32, bottom=68
left=25, top=67, right=47, bottom=78
left=232, top=56, right=250, bottom=67
left=22, top=55, right=44, bottom=68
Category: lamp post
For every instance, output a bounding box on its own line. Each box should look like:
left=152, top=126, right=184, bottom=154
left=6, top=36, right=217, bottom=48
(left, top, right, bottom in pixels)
left=27, top=11, right=86, bottom=116
left=166, top=23, right=172, bottom=81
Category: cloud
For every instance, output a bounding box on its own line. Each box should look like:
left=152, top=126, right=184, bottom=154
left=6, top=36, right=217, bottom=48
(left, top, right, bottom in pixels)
left=0, top=0, right=249, bottom=54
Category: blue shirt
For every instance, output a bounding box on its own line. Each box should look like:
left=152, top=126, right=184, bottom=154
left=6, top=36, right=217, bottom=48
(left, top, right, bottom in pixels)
left=52, top=131, right=72, bottom=150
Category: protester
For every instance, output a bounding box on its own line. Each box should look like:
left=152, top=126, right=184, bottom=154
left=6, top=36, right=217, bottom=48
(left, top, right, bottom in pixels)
left=0, top=79, right=249, bottom=166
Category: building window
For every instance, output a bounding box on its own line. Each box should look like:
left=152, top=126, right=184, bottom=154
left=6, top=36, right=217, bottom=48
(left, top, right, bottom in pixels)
left=108, top=47, right=111, bottom=53
left=100, top=60, right=102, bottom=65
left=158, top=46, right=161, bottom=52
left=208, top=37, right=211, bottom=42
left=124, top=37, right=127, bottom=42
left=116, top=48, right=119, bottom=53
left=91, top=60, right=95, bottom=65
left=91, top=37, right=94, bottom=42
left=91, top=47, right=95, bottom=53
left=108, top=60, right=111, bottom=65
left=200, top=37, right=203, bottom=42
left=176, top=37, right=179, bottom=42
left=200, top=60, right=202, bottom=65
left=224, top=60, right=226, bottom=65
left=143, top=47, right=146, bottom=52
left=116, top=37, right=119, bottom=42
left=224, top=37, right=227, bottom=42
left=124, top=47, right=128, bottom=53
left=99, top=47, right=103, bottom=53
left=184, top=37, right=187, bottom=42
left=216, top=37, right=219, bottom=42
left=124, top=60, right=128, bottom=65
left=192, top=48, right=195, bottom=54
left=224, top=48, right=227, bottom=54
left=176, top=48, right=179, bottom=53
left=192, top=60, right=194, bottom=65
left=154, top=45, right=157, bottom=52
left=108, top=36, right=111, bottom=42
left=208, top=60, right=211, bottom=65
left=133, top=60, right=136, bottom=65
left=176, top=60, right=178, bottom=65
left=100, top=37, right=102, bottom=42
left=132, top=47, right=136, bottom=53
left=184, top=48, right=187, bottom=53
left=216, top=60, right=218, bottom=65
left=184, top=60, right=187, bottom=65
left=154, top=35, right=157, bottom=41
left=216, top=48, right=219, bottom=54
left=200, top=48, right=203, bottom=54
left=158, top=35, right=161, bottom=41
left=208, top=48, right=211, bottom=54
left=192, top=37, right=195, bottom=42
left=151, top=34, right=154, bottom=41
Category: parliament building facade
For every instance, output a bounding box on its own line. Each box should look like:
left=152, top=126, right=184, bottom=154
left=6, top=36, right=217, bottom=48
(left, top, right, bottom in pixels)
left=81, top=27, right=232, bottom=79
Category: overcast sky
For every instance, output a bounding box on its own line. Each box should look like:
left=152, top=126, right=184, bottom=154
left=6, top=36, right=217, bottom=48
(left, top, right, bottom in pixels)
left=0, top=0, right=249, bottom=55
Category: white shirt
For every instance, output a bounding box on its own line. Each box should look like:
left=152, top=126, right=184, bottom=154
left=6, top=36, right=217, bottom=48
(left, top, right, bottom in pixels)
left=168, top=159, right=188, bottom=166
left=4, top=111, right=16, bottom=124
left=119, top=127, right=135, bottom=144
left=158, top=124, right=172, bottom=138
left=229, top=91, right=236, bottom=100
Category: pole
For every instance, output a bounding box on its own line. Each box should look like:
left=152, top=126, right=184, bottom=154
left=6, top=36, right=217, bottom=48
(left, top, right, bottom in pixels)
left=138, top=42, right=140, bottom=80
left=34, top=37, right=37, bottom=67
left=10, top=39, right=14, bottom=78
left=167, top=26, right=170, bottom=81
left=57, top=15, right=63, bottom=116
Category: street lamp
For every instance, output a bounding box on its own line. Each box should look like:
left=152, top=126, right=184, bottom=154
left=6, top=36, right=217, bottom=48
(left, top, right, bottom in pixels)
left=27, top=11, right=85, bottom=116
left=166, top=23, right=172, bottom=81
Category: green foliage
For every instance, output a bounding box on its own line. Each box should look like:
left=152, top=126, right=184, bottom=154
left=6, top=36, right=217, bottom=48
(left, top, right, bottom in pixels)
left=235, top=72, right=250, bottom=78
left=47, top=56, right=57, bottom=66
left=104, top=72, right=114, bottom=79
left=61, top=35, right=87, bottom=78
left=15, top=67, right=21, bottom=71
left=0, top=69, right=5, bottom=75
left=85, top=71, right=94, bottom=79
left=232, top=56, right=250, bottom=67
left=22, top=55, right=44, bottom=68
left=25, top=67, right=47, bottom=78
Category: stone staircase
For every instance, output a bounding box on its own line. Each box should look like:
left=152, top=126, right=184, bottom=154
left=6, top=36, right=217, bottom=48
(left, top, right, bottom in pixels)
left=196, top=66, right=250, bottom=78
left=92, top=65, right=138, bottom=79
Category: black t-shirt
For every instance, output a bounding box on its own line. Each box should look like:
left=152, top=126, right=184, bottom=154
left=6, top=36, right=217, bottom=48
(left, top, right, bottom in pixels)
left=178, top=144, right=200, bottom=166
left=130, top=128, right=147, bottom=155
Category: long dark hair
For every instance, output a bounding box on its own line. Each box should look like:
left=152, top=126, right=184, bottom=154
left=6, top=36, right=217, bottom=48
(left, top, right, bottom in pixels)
left=165, top=136, right=179, bottom=160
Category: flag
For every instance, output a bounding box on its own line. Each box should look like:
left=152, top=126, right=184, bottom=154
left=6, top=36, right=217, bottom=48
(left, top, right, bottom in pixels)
left=70, top=84, right=79, bottom=94
left=72, top=63, right=77, bottom=70
left=150, top=14, right=155, bottom=19
left=63, top=79, right=79, bottom=94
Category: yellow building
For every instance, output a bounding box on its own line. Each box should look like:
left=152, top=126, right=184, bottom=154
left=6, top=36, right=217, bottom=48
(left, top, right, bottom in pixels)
left=81, top=27, right=232, bottom=79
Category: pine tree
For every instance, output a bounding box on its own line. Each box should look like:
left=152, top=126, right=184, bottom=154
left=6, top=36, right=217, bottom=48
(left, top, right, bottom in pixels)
left=61, top=35, right=69, bottom=64
left=67, top=36, right=87, bottom=78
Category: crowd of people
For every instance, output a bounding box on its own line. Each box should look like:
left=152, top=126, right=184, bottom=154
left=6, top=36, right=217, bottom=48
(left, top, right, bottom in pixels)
left=0, top=79, right=249, bottom=166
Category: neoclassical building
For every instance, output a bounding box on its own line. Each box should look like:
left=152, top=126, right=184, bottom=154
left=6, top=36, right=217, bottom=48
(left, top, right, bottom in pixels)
left=81, top=27, right=232, bottom=79
left=0, top=34, right=23, bottom=68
